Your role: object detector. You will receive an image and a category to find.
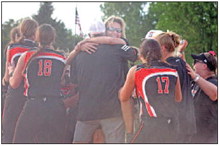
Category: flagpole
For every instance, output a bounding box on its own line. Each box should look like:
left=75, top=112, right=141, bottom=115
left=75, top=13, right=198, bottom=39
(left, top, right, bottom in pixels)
left=75, top=5, right=77, bottom=36
left=74, top=5, right=77, bottom=47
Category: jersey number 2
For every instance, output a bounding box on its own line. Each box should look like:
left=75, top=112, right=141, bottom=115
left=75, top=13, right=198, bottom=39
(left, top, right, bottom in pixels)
left=156, top=76, right=169, bottom=94
left=37, top=59, right=52, bottom=76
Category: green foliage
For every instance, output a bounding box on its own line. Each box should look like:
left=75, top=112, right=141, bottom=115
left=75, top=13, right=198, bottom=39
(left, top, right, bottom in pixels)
left=147, top=2, right=218, bottom=64
left=101, top=2, right=218, bottom=65
left=32, top=2, right=54, bottom=24
left=100, top=2, right=151, bottom=47
left=32, top=2, right=83, bottom=52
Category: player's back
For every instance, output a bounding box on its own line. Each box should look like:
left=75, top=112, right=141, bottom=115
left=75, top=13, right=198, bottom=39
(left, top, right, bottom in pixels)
left=135, top=61, right=178, bottom=118
left=24, top=48, right=65, bottom=98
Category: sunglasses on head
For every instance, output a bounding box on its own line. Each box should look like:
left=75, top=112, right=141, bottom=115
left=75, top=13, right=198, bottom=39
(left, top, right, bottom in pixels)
left=106, top=27, right=122, bottom=33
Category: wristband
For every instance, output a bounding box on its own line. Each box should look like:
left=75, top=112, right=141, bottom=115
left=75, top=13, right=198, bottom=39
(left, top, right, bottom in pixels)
left=194, top=74, right=200, bottom=82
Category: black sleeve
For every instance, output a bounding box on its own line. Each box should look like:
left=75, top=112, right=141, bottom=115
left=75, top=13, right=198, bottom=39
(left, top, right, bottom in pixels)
left=118, top=44, right=138, bottom=62
left=70, top=58, right=78, bottom=84
left=121, top=37, right=129, bottom=45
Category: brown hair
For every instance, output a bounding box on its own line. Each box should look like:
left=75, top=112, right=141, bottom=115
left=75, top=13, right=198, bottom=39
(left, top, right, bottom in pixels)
left=4, top=26, right=21, bottom=57
left=140, top=39, right=162, bottom=67
left=35, top=24, right=56, bottom=47
left=25, top=24, right=56, bottom=69
left=18, top=18, right=38, bottom=43
left=9, top=27, right=21, bottom=44
left=204, top=51, right=217, bottom=72
left=155, top=31, right=181, bottom=52
left=104, top=15, right=126, bottom=38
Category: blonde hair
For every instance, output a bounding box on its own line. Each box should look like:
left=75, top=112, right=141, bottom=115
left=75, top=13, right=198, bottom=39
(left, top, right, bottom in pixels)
left=104, top=15, right=126, bottom=38
left=18, top=18, right=38, bottom=42
left=155, top=31, right=181, bottom=52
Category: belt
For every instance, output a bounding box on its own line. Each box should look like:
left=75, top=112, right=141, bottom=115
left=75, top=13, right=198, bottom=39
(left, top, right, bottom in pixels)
left=28, top=96, right=62, bottom=101
left=141, top=116, right=172, bottom=124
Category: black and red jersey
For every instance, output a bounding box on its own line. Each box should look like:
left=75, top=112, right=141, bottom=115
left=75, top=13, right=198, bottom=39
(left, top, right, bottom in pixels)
left=7, top=39, right=37, bottom=67
left=6, top=39, right=38, bottom=96
left=23, top=48, right=66, bottom=98
left=135, top=62, right=178, bottom=119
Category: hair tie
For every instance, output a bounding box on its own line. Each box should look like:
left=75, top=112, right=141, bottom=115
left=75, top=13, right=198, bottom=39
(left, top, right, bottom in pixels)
left=208, top=51, right=216, bottom=56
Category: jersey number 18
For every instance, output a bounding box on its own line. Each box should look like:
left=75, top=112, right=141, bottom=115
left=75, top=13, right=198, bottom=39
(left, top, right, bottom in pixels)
left=37, top=59, right=52, bottom=76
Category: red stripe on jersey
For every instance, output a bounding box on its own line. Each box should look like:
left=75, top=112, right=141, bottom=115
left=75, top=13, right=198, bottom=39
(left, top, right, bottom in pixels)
left=23, top=73, right=29, bottom=96
left=23, top=50, right=66, bottom=96
left=8, top=47, right=30, bottom=63
left=135, top=68, right=177, bottom=117
left=37, top=52, right=65, bottom=60
left=23, top=51, right=66, bottom=68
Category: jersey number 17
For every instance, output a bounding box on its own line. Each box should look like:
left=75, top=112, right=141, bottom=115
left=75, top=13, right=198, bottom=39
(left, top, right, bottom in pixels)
left=156, top=76, right=170, bottom=94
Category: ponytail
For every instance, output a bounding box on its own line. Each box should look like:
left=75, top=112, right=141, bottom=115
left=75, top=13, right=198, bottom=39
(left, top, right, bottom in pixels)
left=156, top=31, right=181, bottom=52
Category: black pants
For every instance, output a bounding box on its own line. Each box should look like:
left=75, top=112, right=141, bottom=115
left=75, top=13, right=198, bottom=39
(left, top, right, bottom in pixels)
left=2, top=88, right=26, bottom=143
left=63, top=106, right=78, bottom=143
left=13, top=97, right=66, bottom=143
left=132, top=116, right=177, bottom=143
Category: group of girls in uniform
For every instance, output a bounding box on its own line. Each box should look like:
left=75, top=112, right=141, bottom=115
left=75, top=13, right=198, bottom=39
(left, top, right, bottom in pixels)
left=2, top=16, right=217, bottom=144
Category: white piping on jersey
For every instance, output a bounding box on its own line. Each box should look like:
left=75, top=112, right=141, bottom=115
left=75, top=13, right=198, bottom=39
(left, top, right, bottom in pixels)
left=10, top=53, right=23, bottom=64
left=121, top=45, right=130, bottom=51
left=141, top=71, right=178, bottom=117
left=34, top=56, right=66, bottom=64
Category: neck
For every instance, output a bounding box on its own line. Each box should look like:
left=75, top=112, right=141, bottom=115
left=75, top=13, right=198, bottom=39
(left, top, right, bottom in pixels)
left=162, top=51, right=174, bottom=61
left=39, top=44, right=51, bottom=49
left=202, top=71, right=215, bottom=79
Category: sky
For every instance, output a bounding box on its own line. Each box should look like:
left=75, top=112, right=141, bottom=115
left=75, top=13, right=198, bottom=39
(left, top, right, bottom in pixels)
left=2, top=2, right=104, bottom=35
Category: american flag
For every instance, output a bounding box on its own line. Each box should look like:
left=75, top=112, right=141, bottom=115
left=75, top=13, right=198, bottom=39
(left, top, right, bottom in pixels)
left=75, top=8, right=83, bottom=36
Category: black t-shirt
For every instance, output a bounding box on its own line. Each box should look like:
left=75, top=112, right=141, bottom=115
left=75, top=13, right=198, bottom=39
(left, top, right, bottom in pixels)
left=70, top=44, right=137, bottom=121
left=192, top=76, right=218, bottom=135
left=166, top=57, right=197, bottom=135
left=121, top=37, right=131, bottom=79
left=24, top=48, right=65, bottom=98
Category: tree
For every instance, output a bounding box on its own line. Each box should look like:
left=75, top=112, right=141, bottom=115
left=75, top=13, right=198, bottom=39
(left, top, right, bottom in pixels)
left=101, top=2, right=218, bottom=64
left=32, top=2, right=54, bottom=25
left=100, top=2, right=151, bottom=47
left=1, top=2, right=83, bottom=79
left=147, top=2, right=218, bottom=63
left=32, top=2, right=83, bottom=51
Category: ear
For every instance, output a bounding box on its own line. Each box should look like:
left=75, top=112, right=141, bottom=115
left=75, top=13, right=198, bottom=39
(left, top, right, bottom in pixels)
left=202, top=64, right=208, bottom=70
left=161, top=45, right=166, bottom=51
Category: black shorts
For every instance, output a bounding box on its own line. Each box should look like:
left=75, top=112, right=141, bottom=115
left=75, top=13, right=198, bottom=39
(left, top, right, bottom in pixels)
left=131, top=116, right=177, bottom=143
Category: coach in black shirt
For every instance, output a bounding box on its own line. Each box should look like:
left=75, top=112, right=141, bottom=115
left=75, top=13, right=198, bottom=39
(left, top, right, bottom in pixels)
left=70, top=20, right=138, bottom=143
